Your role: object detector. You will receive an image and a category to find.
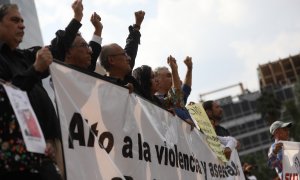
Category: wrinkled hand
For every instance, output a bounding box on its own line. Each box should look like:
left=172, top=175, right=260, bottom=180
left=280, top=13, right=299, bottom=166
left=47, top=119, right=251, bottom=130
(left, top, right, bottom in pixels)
left=125, top=83, right=134, bottom=94
left=134, top=10, right=145, bottom=27
left=224, top=147, right=232, bottom=160
left=167, top=55, right=178, bottom=71
left=167, top=108, right=176, bottom=116
left=72, top=0, right=83, bottom=22
left=45, top=142, right=56, bottom=160
left=184, top=56, right=193, bottom=70
left=90, top=12, right=103, bottom=36
left=185, top=119, right=196, bottom=131
left=34, top=47, right=53, bottom=73
left=273, top=142, right=283, bottom=154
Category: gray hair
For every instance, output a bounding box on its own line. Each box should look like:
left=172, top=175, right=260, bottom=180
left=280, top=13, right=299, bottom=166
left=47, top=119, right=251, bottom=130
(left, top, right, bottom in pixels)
left=154, top=66, right=169, bottom=77
left=0, top=4, right=18, bottom=21
left=99, top=43, right=118, bottom=71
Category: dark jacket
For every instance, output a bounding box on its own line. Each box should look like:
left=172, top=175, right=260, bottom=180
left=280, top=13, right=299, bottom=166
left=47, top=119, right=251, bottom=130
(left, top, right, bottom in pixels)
left=50, top=18, right=101, bottom=72
left=105, top=25, right=145, bottom=97
left=0, top=42, right=58, bottom=139
left=215, top=125, right=230, bottom=137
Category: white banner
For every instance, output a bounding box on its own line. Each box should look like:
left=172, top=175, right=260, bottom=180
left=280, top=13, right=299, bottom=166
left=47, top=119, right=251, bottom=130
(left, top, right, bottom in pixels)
left=282, top=141, right=300, bottom=180
left=50, top=62, right=245, bottom=180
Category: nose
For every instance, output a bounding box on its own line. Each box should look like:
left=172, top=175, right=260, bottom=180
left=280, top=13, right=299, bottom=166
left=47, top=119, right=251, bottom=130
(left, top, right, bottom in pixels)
left=19, top=23, right=25, bottom=30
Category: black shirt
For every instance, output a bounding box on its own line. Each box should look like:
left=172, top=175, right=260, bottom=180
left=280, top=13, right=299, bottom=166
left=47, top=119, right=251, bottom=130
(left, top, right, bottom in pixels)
left=0, top=42, right=59, bottom=139
left=215, top=125, right=230, bottom=137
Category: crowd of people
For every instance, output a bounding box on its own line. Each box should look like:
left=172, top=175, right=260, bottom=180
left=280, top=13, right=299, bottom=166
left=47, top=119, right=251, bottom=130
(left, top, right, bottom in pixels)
left=0, top=0, right=295, bottom=179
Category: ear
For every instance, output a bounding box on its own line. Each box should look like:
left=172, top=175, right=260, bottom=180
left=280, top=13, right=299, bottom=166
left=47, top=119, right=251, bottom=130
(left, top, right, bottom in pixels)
left=206, top=110, right=213, bottom=119
left=108, top=56, right=115, bottom=65
left=65, top=51, right=71, bottom=61
left=273, top=129, right=279, bottom=136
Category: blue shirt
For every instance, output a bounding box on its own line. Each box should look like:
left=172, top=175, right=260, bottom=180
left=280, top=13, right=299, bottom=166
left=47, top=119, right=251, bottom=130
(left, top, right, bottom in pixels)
left=268, top=140, right=283, bottom=179
left=174, top=84, right=192, bottom=121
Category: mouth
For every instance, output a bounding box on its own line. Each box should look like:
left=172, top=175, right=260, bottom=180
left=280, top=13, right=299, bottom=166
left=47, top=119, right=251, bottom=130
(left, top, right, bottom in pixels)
left=18, top=30, right=24, bottom=35
left=16, top=31, right=24, bottom=38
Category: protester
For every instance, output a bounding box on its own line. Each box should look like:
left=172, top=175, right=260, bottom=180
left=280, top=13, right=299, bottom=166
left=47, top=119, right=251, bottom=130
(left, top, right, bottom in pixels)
left=268, top=120, right=293, bottom=179
left=132, top=65, right=162, bottom=106
left=174, top=57, right=195, bottom=127
left=49, top=1, right=102, bottom=177
left=154, top=56, right=185, bottom=109
left=133, top=56, right=184, bottom=110
left=209, top=117, right=238, bottom=160
left=99, top=10, right=145, bottom=95
left=0, top=3, right=61, bottom=179
left=203, top=100, right=230, bottom=136
left=154, top=57, right=195, bottom=127
left=50, top=0, right=102, bottom=71
left=203, top=100, right=240, bottom=159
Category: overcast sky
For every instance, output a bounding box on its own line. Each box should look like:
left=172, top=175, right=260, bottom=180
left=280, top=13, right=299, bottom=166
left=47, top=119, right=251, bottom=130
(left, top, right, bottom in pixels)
left=35, top=0, right=300, bottom=103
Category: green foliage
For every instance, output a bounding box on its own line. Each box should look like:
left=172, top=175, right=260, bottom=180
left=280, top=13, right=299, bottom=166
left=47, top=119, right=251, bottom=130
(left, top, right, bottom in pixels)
left=257, top=91, right=282, bottom=125
left=294, top=78, right=300, bottom=105
left=284, top=79, right=300, bottom=141
left=241, top=151, right=277, bottom=179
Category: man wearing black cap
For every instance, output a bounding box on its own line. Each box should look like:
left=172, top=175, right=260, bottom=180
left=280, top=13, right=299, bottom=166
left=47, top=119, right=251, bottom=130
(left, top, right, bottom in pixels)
left=267, top=120, right=293, bottom=179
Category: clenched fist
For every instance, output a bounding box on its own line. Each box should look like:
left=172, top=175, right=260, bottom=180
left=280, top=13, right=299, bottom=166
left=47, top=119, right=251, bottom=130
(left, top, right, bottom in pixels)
left=34, top=47, right=53, bottom=73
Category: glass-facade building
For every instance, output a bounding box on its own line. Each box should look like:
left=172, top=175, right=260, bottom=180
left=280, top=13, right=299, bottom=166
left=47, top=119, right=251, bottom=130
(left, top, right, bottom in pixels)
left=201, top=54, right=299, bottom=157
left=217, top=85, right=295, bottom=156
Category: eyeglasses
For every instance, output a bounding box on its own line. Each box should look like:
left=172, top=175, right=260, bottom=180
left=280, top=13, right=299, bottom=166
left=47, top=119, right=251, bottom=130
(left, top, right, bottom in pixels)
left=71, top=43, right=91, bottom=49
left=109, top=52, right=128, bottom=57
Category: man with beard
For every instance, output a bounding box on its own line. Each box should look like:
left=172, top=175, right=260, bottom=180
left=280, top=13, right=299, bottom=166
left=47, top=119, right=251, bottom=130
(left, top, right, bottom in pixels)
left=203, top=100, right=230, bottom=136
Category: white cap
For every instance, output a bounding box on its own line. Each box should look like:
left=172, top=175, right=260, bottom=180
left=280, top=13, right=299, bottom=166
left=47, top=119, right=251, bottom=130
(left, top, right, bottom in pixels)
left=270, top=121, right=292, bottom=135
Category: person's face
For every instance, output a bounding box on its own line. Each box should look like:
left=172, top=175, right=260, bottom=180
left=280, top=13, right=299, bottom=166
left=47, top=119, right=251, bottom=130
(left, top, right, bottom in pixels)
left=109, top=45, right=131, bottom=75
left=275, top=127, right=290, bottom=141
left=0, top=7, right=25, bottom=49
left=150, top=71, right=159, bottom=95
left=211, top=102, right=223, bottom=121
left=157, top=68, right=172, bottom=92
left=67, top=36, right=92, bottom=69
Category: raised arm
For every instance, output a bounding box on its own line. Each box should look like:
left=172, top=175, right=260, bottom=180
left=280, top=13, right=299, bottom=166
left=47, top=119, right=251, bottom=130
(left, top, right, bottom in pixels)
left=49, top=0, right=83, bottom=61
left=73, top=0, right=83, bottom=22
left=183, top=56, right=193, bottom=87
left=125, top=10, right=145, bottom=69
left=88, top=12, right=103, bottom=71
left=168, top=56, right=181, bottom=91
left=182, top=56, right=193, bottom=104
left=133, top=10, right=145, bottom=31
left=90, top=12, right=102, bottom=37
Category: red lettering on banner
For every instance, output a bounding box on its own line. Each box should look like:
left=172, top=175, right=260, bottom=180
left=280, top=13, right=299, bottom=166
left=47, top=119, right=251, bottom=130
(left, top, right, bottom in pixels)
left=285, top=173, right=299, bottom=180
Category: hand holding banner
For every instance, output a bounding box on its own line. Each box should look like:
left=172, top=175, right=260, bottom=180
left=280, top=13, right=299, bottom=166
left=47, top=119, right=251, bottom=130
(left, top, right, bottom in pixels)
left=186, top=103, right=228, bottom=162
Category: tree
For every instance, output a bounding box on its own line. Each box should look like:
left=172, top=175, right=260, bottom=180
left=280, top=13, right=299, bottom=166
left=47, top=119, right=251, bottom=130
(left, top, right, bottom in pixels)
left=241, top=151, right=277, bottom=179
left=284, top=78, right=300, bottom=141
left=257, top=90, right=282, bottom=125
